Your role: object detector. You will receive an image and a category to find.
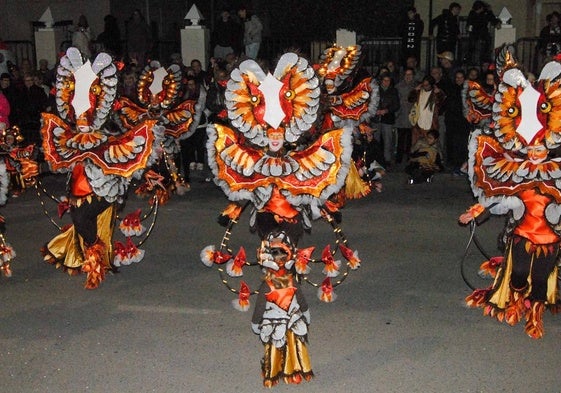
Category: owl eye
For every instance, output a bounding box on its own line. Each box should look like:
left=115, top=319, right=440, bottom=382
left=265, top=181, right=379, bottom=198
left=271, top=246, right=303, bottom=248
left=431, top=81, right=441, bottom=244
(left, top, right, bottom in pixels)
left=540, top=101, right=552, bottom=113
left=284, top=90, right=295, bottom=100
left=250, top=95, right=260, bottom=105
left=507, top=106, right=519, bottom=118
left=90, top=84, right=102, bottom=95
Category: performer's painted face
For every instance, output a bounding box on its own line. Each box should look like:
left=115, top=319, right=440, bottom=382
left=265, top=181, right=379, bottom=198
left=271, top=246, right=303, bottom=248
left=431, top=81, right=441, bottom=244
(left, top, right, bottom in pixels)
left=527, top=143, right=548, bottom=164
left=267, top=130, right=284, bottom=152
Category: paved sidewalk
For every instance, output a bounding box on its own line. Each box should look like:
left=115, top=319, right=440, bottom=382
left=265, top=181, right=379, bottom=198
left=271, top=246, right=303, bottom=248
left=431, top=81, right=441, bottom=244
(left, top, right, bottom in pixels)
left=0, top=170, right=559, bottom=393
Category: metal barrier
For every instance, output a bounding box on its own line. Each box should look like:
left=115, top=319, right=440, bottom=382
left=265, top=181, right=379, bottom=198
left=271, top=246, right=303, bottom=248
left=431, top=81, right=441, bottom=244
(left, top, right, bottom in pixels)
left=3, top=40, right=35, bottom=69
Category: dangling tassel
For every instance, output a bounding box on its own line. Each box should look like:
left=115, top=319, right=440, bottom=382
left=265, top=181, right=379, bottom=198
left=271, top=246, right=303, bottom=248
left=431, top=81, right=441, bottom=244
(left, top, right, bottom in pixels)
left=81, top=239, right=107, bottom=289
left=344, top=159, right=371, bottom=199
left=232, top=281, right=250, bottom=311
left=226, top=247, right=246, bottom=277
left=318, top=277, right=337, bottom=302
left=321, top=245, right=341, bottom=277
left=478, top=256, right=503, bottom=278
left=200, top=245, right=232, bottom=267
left=113, top=241, right=128, bottom=267
left=119, top=209, right=146, bottom=237
left=295, top=246, right=314, bottom=274
left=339, top=243, right=361, bottom=269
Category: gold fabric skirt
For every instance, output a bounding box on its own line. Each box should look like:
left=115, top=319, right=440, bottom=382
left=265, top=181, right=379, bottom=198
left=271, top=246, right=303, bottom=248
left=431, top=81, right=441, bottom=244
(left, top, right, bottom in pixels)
left=44, top=205, right=115, bottom=270
left=262, top=330, right=313, bottom=387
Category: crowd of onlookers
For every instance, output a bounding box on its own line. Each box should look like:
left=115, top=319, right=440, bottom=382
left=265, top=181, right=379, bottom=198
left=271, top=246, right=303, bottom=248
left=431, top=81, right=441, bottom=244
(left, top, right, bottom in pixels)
left=1, top=1, right=560, bottom=189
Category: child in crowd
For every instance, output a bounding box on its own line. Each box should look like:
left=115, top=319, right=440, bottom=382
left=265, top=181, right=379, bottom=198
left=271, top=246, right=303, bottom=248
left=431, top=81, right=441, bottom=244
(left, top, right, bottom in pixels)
left=405, top=129, right=443, bottom=184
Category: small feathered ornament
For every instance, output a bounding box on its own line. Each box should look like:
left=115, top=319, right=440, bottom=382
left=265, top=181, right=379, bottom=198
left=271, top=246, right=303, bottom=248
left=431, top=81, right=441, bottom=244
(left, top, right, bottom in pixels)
left=321, top=245, right=341, bottom=277
left=339, top=243, right=361, bottom=269
left=226, top=247, right=247, bottom=277
left=295, top=246, right=314, bottom=274
left=200, top=245, right=232, bottom=267
left=0, top=261, right=12, bottom=277
left=57, top=196, right=71, bottom=218
left=478, top=256, right=503, bottom=278
left=232, top=281, right=250, bottom=311
left=318, top=277, right=337, bottom=302
left=119, top=209, right=146, bottom=236
left=126, top=237, right=145, bottom=263
left=113, top=241, right=128, bottom=266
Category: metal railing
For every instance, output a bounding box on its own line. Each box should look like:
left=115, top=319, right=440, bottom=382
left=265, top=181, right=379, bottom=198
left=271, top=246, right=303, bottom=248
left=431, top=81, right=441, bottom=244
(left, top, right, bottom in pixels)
left=4, top=36, right=542, bottom=76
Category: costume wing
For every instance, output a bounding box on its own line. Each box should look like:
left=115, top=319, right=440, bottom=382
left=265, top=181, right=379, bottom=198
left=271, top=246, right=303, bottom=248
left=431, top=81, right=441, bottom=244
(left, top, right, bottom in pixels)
left=463, top=80, right=494, bottom=125
left=469, top=131, right=561, bottom=202
left=117, top=97, right=147, bottom=129
left=208, top=123, right=352, bottom=207
left=329, top=77, right=378, bottom=121
left=42, top=112, right=158, bottom=178
left=164, top=99, right=196, bottom=139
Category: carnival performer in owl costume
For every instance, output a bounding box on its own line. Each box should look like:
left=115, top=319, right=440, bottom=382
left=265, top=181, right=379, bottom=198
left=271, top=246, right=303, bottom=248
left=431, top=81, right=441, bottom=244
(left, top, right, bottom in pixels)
left=117, top=60, right=199, bottom=198
left=201, top=52, right=364, bottom=387
left=39, top=47, right=162, bottom=289
left=314, top=44, right=381, bottom=197
left=0, top=125, right=38, bottom=277
left=459, top=50, right=561, bottom=338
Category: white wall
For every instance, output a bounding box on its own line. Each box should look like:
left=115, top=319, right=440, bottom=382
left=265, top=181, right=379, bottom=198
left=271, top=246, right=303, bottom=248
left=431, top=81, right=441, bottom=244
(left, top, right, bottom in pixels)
left=0, top=0, right=110, bottom=42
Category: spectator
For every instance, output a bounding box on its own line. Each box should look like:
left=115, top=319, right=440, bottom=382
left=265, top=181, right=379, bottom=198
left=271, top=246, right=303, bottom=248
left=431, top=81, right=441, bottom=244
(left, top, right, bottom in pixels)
left=430, top=66, right=452, bottom=165
left=72, top=15, right=92, bottom=59
left=0, top=73, right=20, bottom=125
left=436, top=51, right=461, bottom=83
left=401, top=55, right=425, bottom=83
left=373, top=73, right=400, bottom=167
left=238, top=6, right=263, bottom=59
left=212, top=9, right=241, bottom=60
left=37, top=59, right=54, bottom=88
left=126, top=9, right=152, bottom=67
left=17, top=72, right=48, bottom=146
left=394, top=67, right=417, bottom=164
left=97, top=14, right=122, bottom=58
left=118, top=69, right=137, bottom=101
left=0, top=89, right=10, bottom=128
left=445, top=70, right=470, bottom=175
left=400, top=6, right=424, bottom=65
left=180, top=78, right=207, bottom=183
left=430, top=2, right=462, bottom=56
left=406, top=129, right=443, bottom=184
left=538, top=11, right=561, bottom=65
left=465, top=1, right=500, bottom=65
left=408, top=75, right=446, bottom=148
left=190, top=59, right=210, bottom=88
left=206, top=66, right=229, bottom=124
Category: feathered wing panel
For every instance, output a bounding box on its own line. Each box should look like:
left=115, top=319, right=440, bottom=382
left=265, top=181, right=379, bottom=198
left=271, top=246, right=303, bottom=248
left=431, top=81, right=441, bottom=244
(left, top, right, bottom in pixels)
left=329, top=77, right=376, bottom=121
left=463, top=80, right=494, bottom=125
left=208, top=123, right=352, bottom=207
left=163, top=100, right=196, bottom=139
left=42, top=112, right=158, bottom=178
left=469, top=131, right=561, bottom=203
left=117, top=97, right=147, bottom=129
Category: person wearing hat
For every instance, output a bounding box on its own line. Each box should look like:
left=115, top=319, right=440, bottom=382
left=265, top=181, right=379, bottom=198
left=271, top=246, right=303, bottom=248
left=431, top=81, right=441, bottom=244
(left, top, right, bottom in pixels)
left=429, top=2, right=462, bottom=56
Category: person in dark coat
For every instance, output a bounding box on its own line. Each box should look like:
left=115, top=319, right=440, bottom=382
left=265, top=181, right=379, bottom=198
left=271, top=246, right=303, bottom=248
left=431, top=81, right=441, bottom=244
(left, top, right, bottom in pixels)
left=430, top=2, right=462, bottom=55
left=401, top=6, right=424, bottom=66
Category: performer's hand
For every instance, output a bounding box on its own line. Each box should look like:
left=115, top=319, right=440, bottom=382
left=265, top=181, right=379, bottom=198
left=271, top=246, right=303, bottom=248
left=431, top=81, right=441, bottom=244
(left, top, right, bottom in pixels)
left=459, top=212, right=474, bottom=224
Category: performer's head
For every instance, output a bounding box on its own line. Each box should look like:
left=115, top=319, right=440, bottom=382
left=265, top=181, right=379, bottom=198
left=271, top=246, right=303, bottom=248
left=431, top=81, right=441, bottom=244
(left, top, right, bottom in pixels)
left=527, top=143, right=548, bottom=164
left=266, top=128, right=285, bottom=152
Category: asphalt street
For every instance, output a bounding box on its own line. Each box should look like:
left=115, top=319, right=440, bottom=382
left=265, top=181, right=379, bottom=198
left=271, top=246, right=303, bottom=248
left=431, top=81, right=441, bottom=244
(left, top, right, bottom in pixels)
left=0, top=168, right=559, bottom=393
